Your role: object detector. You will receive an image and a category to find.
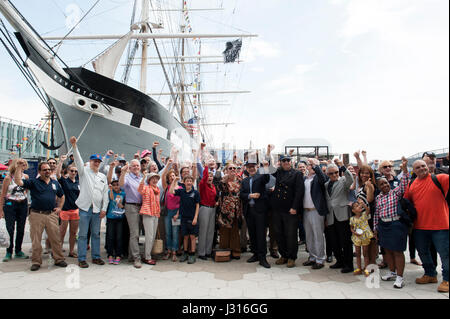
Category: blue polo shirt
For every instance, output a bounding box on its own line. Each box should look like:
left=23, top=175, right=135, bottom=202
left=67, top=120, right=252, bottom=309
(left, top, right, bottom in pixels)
left=22, top=177, right=64, bottom=211
left=174, top=188, right=200, bottom=220
left=58, top=177, right=80, bottom=211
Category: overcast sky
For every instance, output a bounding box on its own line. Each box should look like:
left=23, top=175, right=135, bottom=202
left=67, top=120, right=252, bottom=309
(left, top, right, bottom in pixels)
left=0, top=0, right=448, bottom=161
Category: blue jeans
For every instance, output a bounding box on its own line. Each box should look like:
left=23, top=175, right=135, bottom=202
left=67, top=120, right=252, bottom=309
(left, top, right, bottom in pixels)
left=414, top=229, right=449, bottom=282
left=78, top=207, right=101, bottom=262
left=165, top=209, right=180, bottom=251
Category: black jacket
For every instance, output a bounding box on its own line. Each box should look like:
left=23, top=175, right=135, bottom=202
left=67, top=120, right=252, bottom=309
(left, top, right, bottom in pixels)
left=300, top=166, right=329, bottom=217
left=240, top=173, right=270, bottom=215
left=271, top=168, right=305, bottom=213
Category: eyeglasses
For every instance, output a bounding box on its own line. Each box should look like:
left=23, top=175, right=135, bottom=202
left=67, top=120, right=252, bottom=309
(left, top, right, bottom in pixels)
left=70, top=170, right=78, bottom=173
left=328, top=171, right=339, bottom=176
left=281, top=159, right=291, bottom=163
left=382, top=165, right=393, bottom=169
left=48, top=162, right=56, bottom=165
left=237, top=167, right=242, bottom=170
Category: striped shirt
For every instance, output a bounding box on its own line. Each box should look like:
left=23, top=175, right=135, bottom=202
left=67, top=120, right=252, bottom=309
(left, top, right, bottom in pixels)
left=138, top=184, right=161, bottom=217
left=374, top=174, right=409, bottom=231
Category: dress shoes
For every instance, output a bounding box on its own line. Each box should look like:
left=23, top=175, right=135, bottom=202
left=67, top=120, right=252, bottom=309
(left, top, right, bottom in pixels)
left=259, top=258, right=271, bottom=269
left=326, top=256, right=333, bottom=263
left=247, top=255, right=259, bottom=263
left=312, top=263, right=324, bottom=270
left=330, top=262, right=344, bottom=269
left=275, top=257, right=288, bottom=265
left=302, top=260, right=316, bottom=267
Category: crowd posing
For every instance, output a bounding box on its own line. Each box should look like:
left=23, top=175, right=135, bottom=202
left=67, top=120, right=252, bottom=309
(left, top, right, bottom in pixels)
left=0, top=139, right=448, bottom=293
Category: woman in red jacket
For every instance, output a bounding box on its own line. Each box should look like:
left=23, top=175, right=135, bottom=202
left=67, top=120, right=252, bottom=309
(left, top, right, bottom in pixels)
left=197, top=166, right=218, bottom=260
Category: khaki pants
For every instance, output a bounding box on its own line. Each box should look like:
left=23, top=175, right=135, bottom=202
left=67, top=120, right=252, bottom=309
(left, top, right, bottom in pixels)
left=219, top=219, right=241, bottom=257
left=29, top=211, right=64, bottom=265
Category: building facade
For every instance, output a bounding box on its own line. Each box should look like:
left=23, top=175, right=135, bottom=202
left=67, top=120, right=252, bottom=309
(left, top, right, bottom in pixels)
left=0, top=116, right=56, bottom=163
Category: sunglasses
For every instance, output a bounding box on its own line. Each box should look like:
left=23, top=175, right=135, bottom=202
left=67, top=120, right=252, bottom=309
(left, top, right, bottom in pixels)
left=281, top=159, right=291, bottom=162
left=70, top=170, right=78, bottom=173
left=382, top=165, right=393, bottom=169
left=228, top=167, right=237, bottom=170
left=328, top=171, right=339, bottom=176
left=48, top=162, right=56, bottom=165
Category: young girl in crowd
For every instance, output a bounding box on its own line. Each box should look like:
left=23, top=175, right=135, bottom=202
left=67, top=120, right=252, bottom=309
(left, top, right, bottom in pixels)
left=170, top=175, right=200, bottom=264
left=106, top=180, right=126, bottom=265
left=350, top=199, right=373, bottom=277
left=138, top=172, right=161, bottom=265
left=161, top=164, right=182, bottom=262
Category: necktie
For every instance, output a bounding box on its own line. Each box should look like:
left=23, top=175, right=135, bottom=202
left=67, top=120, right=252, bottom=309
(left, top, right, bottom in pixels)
left=327, top=181, right=334, bottom=197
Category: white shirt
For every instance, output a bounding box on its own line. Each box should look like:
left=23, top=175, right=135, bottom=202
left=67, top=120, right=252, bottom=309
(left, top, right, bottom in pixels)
left=74, top=146, right=109, bottom=213
left=303, top=175, right=315, bottom=209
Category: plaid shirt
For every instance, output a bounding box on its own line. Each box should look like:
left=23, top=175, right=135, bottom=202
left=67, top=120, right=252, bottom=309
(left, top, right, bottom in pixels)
left=374, top=174, right=409, bottom=231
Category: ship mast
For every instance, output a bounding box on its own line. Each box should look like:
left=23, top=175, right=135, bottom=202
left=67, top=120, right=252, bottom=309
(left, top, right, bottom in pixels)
left=180, top=0, right=186, bottom=125
left=139, top=0, right=149, bottom=92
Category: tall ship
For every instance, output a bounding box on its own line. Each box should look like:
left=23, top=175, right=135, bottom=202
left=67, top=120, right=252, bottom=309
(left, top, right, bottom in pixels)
left=0, top=0, right=255, bottom=161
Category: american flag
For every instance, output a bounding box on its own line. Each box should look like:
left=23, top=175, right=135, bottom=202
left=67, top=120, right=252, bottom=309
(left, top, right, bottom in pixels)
left=184, top=117, right=199, bottom=135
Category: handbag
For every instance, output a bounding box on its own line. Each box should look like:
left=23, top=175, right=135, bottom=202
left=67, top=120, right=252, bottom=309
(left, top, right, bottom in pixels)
left=159, top=188, right=169, bottom=217
left=0, top=219, right=10, bottom=248
left=151, top=229, right=164, bottom=255
left=212, top=249, right=231, bottom=262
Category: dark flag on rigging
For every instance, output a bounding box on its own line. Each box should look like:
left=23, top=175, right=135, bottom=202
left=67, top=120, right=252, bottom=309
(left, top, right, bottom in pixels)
left=223, top=39, right=242, bottom=63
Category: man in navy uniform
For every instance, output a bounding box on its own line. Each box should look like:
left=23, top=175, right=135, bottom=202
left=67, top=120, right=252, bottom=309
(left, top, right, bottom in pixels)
left=271, top=155, right=305, bottom=268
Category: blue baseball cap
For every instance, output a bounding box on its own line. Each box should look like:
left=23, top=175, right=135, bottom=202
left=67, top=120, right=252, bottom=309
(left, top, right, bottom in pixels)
left=89, top=154, right=103, bottom=162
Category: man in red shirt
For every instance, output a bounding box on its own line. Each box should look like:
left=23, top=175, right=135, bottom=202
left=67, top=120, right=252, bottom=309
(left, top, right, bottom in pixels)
left=404, top=160, right=449, bottom=293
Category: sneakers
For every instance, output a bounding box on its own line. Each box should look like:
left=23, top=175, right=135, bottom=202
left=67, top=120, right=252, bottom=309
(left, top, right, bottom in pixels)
left=108, top=256, right=114, bottom=264
left=381, top=271, right=397, bottom=281
left=134, top=259, right=142, bottom=269
left=14, top=251, right=29, bottom=259
left=438, top=281, right=449, bottom=293
left=187, top=255, right=196, bottom=264
left=393, top=276, right=405, bottom=289
left=179, top=253, right=189, bottom=263
left=415, top=275, right=438, bottom=284
left=113, top=257, right=121, bottom=265
left=2, top=252, right=12, bottom=262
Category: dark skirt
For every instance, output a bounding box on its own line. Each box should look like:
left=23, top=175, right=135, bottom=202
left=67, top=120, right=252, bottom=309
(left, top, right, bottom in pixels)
left=378, top=220, right=408, bottom=252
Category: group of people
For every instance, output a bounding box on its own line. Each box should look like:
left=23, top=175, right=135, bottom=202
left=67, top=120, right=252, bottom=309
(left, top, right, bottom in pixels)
left=0, top=139, right=448, bottom=293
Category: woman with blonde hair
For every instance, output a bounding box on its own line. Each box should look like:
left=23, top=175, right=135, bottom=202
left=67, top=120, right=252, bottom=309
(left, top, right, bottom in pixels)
left=217, top=162, right=243, bottom=259
left=0, top=158, right=29, bottom=261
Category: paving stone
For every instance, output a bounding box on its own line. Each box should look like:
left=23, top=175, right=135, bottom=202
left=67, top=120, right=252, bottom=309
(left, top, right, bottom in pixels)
left=276, top=288, right=311, bottom=299
left=289, top=280, right=322, bottom=291
left=186, top=271, right=215, bottom=280
left=197, top=278, right=228, bottom=289
left=158, top=270, right=188, bottom=279
left=243, top=287, right=276, bottom=299
left=270, top=273, right=301, bottom=282
left=228, top=279, right=259, bottom=290
left=175, top=286, right=210, bottom=298
left=242, top=272, right=272, bottom=281
left=310, top=290, right=346, bottom=299
left=328, top=274, right=360, bottom=283
left=209, top=287, right=243, bottom=299
left=214, top=272, right=244, bottom=281
left=298, top=273, right=330, bottom=283
left=258, top=279, right=290, bottom=290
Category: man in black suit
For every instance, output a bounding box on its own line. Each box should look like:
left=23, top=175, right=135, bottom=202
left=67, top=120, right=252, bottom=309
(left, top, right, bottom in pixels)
left=271, top=155, right=305, bottom=268
left=301, top=158, right=329, bottom=269
left=240, top=160, right=271, bottom=268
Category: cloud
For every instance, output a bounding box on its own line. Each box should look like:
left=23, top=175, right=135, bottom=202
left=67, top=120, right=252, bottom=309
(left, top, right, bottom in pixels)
left=242, top=38, right=281, bottom=63
left=265, top=62, right=318, bottom=95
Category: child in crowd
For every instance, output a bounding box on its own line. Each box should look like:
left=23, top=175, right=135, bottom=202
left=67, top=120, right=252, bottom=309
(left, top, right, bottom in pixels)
left=169, top=175, right=200, bottom=264
left=106, top=180, right=126, bottom=265
left=350, top=199, right=373, bottom=276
